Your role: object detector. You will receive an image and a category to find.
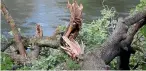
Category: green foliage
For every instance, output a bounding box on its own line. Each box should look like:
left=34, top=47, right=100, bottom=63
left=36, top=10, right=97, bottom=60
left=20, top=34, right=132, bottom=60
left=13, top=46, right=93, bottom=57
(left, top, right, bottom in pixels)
left=129, top=0, right=146, bottom=70
left=0, top=35, right=8, bottom=43
left=18, top=48, right=80, bottom=70
left=110, top=57, right=118, bottom=70
left=31, top=56, right=59, bottom=70
left=57, top=6, right=116, bottom=52
left=17, top=66, right=31, bottom=70
left=18, top=49, right=64, bottom=70
left=58, top=6, right=117, bottom=69
left=131, top=0, right=146, bottom=38
left=2, top=0, right=146, bottom=70
left=66, top=58, right=80, bottom=70
left=57, top=25, right=66, bottom=32
left=1, top=52, right=13, bottom=70
left=141, top=25, right=146, bottom=38
left=135, top=0, right=146, bottom=11
left=136, top=0, right=146, bottom=39
left=130, top=32, right=146, bottom=70
left=130, top=51, right=146, bottom=70
left=79, top=6, right=116, bottom=51
left=55, top=53, right=80, bottom=70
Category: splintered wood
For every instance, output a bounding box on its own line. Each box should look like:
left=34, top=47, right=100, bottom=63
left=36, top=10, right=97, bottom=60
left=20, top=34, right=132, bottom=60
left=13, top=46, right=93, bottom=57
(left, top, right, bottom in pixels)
left=65, top=0, right=83, bottom=39
left=35, top=24, right=43, bottom=38
left=61, top=0, right=83, bottom=59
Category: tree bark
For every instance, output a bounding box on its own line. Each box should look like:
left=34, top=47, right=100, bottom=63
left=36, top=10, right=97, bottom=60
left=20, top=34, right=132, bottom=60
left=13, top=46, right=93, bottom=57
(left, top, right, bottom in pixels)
left=118, top=48, right=131, bottom=70
left=1, top=0, right=26, bottom=57
left=118, top=18, right=146, bottom=70
left=1, top=0, right=146, bottom=69
left=81, top=8, right=146, bottom=70
left=3, top=9, right=146, bottom=69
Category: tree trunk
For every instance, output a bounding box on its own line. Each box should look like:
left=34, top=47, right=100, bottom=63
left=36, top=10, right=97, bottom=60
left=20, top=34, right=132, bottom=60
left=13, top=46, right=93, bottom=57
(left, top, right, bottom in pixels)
left=81, top=8, right=146, bottom=70
left=1, top=0, right=26, bottom=57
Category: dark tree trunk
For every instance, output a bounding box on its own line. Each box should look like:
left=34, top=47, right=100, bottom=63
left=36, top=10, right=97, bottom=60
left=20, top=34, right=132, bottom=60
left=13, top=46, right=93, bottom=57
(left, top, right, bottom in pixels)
left=118, top=48, right=131, bottom=70
left=81, top=8, right=146, bottom=70
left=1, top=0, right=146, bottom=69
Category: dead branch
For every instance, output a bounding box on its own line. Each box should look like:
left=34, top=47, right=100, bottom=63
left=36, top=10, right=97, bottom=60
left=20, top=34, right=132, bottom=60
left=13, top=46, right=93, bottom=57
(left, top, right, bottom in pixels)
left=64, top=0, right=83, bottom=39
left=35, top=24, right=43, bottom=38
left=29, top=23, right=44, bottom=59
left=1, top=0, right=146, bottom=70
left=1, top=0, right=26, bottom=57
left=60, top=0, right=83, bottom=59
left=2, top=36, right=60, bottom=65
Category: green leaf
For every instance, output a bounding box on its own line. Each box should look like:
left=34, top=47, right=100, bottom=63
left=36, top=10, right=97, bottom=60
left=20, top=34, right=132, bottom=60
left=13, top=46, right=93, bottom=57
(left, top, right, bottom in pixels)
left=1, top=52, right=13, bottom=70
left=140, top=25, right=146, bottom=38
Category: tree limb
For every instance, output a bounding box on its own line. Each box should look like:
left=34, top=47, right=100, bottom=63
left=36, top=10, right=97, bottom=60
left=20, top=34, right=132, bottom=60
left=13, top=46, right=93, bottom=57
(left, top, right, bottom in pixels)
left=81, top=8, right=146, bottom=70
left=1, top=0, right=26, bottom=57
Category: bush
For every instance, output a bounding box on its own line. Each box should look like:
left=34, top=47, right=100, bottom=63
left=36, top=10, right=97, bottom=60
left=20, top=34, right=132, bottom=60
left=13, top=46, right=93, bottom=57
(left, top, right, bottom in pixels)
left=1, top=52, right=13, bottom=70
left=78, top=6, right=116, bottom=51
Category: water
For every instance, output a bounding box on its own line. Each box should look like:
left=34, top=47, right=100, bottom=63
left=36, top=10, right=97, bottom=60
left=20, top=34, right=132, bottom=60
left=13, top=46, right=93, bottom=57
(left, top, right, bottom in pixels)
left=1, top=0, right=139, bottom=37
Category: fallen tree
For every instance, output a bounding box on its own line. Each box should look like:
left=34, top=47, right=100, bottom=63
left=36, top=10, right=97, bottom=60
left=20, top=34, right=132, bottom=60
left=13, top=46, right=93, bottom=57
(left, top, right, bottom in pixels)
left=1, top=0, right=146, bottom=70
left=80, top=8, right=146, bottom=70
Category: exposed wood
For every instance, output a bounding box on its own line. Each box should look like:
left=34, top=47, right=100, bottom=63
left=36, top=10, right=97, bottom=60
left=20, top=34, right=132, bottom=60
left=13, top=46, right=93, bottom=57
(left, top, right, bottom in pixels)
left=29, top=23, right=44, bottom=59
left=61, top=0, right=83, bottom=59
left=61, top=36, right=81, bottom=58
left=1, top=0, right=146, bottom=70
left=1, top=0, right=26, bottom=57
left=64, top=0, right=83, bottom=39
left=35, top=24, right=43, bottom=38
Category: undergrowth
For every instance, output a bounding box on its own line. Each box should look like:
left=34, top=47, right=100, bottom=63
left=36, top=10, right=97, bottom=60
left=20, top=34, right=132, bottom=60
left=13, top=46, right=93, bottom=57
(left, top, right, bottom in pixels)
left=78, top=6, right=116, bottom=52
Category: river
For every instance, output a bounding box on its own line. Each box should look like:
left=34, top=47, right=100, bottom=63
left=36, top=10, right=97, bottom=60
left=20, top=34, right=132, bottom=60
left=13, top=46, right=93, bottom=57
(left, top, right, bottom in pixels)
left=1, top=0, right=139, bottom=37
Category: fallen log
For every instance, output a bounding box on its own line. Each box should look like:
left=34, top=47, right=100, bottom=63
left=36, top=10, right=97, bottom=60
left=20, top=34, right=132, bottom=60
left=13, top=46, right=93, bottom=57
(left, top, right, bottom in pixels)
left=1, top=0, right=146, bottom=70
left=81, top=8, right=146, bottom=70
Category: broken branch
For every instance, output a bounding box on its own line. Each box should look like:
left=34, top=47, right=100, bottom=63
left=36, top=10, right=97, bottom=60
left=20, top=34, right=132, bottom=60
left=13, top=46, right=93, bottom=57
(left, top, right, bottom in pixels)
left=1, top=0, right=26, bottom=57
